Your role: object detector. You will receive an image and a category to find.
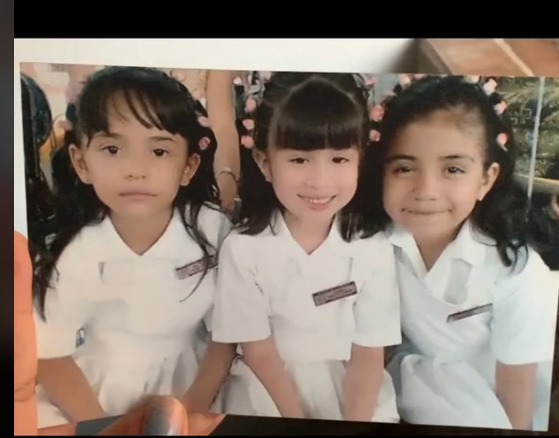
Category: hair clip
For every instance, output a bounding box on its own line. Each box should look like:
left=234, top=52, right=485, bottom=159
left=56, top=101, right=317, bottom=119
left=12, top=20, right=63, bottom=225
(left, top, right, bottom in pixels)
left=496, top=132, right=508, bottom=151
left=198, top=136, right=211, bottom=150
left=241, top=135, right=255, bottom=149
left=197, top=115, right=211, bottom=128
left=369, top=129, right=381, bottom=142
left=483, top=78, right=498, bottom=95
left=242, top=119, right=255, bottom=131
left=369, top=104, right=384, bottom=122
left=494, top=100, right=508, bottom=116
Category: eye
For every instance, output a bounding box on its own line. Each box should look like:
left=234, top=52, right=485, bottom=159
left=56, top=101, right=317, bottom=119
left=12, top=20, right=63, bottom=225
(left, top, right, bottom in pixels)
left=289, top=157, right=307, bottom=164
left=332, top=157, right=349, bottom=164
left=153, top=148, right=169, bottom=158
left=102, top=145, right=119, bottom=155
left=446, top=166, right=464, bottom=175
left=393, top=165, right=414, bottom=174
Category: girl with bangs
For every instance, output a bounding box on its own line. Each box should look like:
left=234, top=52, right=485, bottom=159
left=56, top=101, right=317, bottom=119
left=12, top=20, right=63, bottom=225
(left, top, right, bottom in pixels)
left=33, top=66, right=235, bottom=428
left=212, top=72, right=402, bottom=422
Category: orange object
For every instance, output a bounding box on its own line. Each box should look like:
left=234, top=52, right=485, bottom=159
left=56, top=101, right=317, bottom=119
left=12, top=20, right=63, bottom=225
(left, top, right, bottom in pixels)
left=14, top=231, right=224, bottom=436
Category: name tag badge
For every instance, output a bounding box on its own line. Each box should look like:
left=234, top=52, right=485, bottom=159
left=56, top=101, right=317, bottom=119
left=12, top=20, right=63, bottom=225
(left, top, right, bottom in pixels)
left=175, top=254, right=218, bottom=280
left=447, top=303, right=493, bottom=323
left=312, top=281, right=358, bottom=307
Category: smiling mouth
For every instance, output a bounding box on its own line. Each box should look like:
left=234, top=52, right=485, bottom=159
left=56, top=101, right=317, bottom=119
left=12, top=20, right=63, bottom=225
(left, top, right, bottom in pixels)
left=298, top=196, right=335, bottom=206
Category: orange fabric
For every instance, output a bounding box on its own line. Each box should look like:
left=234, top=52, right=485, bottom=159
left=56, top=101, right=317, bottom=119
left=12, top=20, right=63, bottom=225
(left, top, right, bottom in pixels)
left=14, top=231, right=224, bottom=435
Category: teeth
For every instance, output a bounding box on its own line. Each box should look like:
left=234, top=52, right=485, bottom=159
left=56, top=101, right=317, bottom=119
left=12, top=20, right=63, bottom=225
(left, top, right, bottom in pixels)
left=303, top=197, right=332, bottom=205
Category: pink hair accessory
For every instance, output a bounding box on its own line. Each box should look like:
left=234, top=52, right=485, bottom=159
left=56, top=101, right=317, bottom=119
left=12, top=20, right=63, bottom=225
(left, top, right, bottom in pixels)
left=494, top=101, right=508, bottom=116
left=241, top=135, right=255, bottom=149
left=245, top=97, right=257, bottom=114
left=369, top=129, right=381, bottom=142
left=198, top=136, right=211, bottom=150
left=197, top=116, right=211, bottom=128
left=496, top=133, right=508, bottom=151
left=242, top=119, right=255, bottom=131
left=369, top=104, right=384, bottom=122
left=483, top=78, right=498, bottom=95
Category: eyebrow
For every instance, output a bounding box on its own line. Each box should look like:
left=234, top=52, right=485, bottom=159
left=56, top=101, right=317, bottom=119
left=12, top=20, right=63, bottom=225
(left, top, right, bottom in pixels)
left=386, top=154, right=475, bottom=163
left=93, top=132, right=176, bottom=142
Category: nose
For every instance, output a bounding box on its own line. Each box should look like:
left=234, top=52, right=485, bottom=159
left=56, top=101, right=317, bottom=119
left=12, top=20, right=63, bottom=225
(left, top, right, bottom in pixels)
left=305, top=160, right=330, bottom=189
left=413, top=170, right=440, bottom=201
left=124, top=153, right=149, bottom=180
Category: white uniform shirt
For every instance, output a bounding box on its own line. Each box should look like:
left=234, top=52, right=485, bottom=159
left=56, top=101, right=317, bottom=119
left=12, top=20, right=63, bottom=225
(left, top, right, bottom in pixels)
left=212, top=212, right=402, bottom=364
left=387, top=219, right=558, bottom=367
left=34, top=204, right=232, bottom=360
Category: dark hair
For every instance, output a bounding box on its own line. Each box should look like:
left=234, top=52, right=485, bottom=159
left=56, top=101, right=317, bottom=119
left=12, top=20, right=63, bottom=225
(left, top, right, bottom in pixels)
left=362, top=75, right=553, bottom=268
left=34, top=66, right=221, bottom=319
left=237, top=72, right=371, bottom=239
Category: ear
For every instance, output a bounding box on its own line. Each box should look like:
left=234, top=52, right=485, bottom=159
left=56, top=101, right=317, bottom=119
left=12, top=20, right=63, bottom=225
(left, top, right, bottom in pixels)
left=68, top=144, right=92, bottom=184
left=477, top=162, right=500, bottom=202
left=252, top=149, right=272, bottom=182
left=180, top=153, right=201, bottom=186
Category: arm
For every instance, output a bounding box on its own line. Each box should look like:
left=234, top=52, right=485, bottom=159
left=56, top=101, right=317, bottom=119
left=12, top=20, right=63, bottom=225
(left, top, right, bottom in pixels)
left=346, top=235, right=402, bottom=420
left=242, top=337, right=305, bottom=418
left=206, top=70, right=241, bottom=212
left=182, top=341, right=236, bottom=413
left=495, top=362, right=537, bottom=430
left=490, top=247, right=558, bottom=430
left=343, top=345, right=385, bottom=421
left=37, top=356, right=105, bottom=422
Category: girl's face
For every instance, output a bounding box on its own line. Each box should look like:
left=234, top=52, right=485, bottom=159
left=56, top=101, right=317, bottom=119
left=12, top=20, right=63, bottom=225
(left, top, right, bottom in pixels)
left=255, top=145, right=361, bottom=227
left=69, top=101, right=200, bottom=223
left=382, top=109, right=500, bottom=245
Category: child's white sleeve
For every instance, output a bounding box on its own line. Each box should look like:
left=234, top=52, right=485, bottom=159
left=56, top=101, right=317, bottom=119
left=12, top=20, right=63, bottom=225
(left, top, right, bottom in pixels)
left=211, top=234, right=271, bottom=343
left=490, top=248, right=559, bottom=365
left=33, top=256, right=91, bottom=359
left=353, top=236, right=402, bottom=348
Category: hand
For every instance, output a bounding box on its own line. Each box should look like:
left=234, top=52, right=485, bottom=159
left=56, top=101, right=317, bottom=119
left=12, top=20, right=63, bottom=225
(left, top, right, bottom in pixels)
left=217, top=172, right=239, bottom=213
left=13, top=231, right=225, bottom=436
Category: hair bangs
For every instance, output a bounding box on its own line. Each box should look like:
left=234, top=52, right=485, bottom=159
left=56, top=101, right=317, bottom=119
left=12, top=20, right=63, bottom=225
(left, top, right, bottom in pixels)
left=270, top=78, right=364, bottom=152
left=77, top=68, right=196, bottom=145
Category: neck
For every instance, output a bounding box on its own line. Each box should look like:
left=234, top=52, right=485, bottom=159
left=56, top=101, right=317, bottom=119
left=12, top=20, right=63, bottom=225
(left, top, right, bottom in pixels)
left=110, top=209, right=174, bottom=255
left=283, top=211, right=334, bottom=255
left=414, top=226, right=460, bottom=271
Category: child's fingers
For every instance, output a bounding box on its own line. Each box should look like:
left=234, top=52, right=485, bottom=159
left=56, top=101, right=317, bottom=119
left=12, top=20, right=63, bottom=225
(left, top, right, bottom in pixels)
left=99, top=396, right=189, bottom=435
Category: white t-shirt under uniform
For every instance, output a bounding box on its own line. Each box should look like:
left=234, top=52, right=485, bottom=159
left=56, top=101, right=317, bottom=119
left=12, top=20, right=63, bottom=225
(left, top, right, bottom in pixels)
left=212, top=213, right=402, bottom=422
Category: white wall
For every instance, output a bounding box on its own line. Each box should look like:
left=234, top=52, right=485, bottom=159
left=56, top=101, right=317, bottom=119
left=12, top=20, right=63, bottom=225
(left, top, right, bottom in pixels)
left=14, top=38, right=416, bottom=235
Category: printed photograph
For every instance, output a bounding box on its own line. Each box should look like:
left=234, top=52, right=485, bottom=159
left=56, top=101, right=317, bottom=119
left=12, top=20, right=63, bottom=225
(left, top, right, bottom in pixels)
left=18, top=63, right=559, bottom=434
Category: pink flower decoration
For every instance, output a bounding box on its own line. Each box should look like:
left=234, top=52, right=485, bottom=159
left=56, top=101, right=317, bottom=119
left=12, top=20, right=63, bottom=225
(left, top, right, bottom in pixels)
left=466, top=75, right=480, bottom=83
left=369, top=105, right=384, bottom=122
left=369, top=129, right=381, bottom=142
left=496, top=133, right=508, bottom=151
left=398, top=74, right=412, bottom=87
left=198, top=116, right=211, bottom=128
left=199, top=136, right=211, bottom=150
left=241, top=135, right=255, bottom=149
left=483, top=78, right=497, bottom=95
left=245, top=97, right=257, bottom=113
left=242, top=119, right=255, bottom=131
left=494, top=101, right=508, bottom=115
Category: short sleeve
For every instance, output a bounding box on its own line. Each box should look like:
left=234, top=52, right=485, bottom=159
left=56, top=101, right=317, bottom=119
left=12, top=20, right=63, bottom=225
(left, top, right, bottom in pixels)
left=34, top=261, right=91, bottom=359
left=211, top=233, right=271, bottom=343
left=353, top=235, right=402, bottom=348
left=490, top=247, right=559, bottom=365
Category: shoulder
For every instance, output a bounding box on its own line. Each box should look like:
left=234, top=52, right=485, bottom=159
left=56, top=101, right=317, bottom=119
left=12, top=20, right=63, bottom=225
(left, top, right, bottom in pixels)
left=51, top=220, right=106, bottom=282
left=187, top=203, right=233, bottom=248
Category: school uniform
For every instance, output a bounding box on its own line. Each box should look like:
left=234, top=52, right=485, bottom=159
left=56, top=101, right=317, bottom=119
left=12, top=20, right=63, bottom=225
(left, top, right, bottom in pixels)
left=385, top=220, right=559, bottom=431
left=212, top=212, right=402, bottom=422
left=34, top=204, right=232, bottom=428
